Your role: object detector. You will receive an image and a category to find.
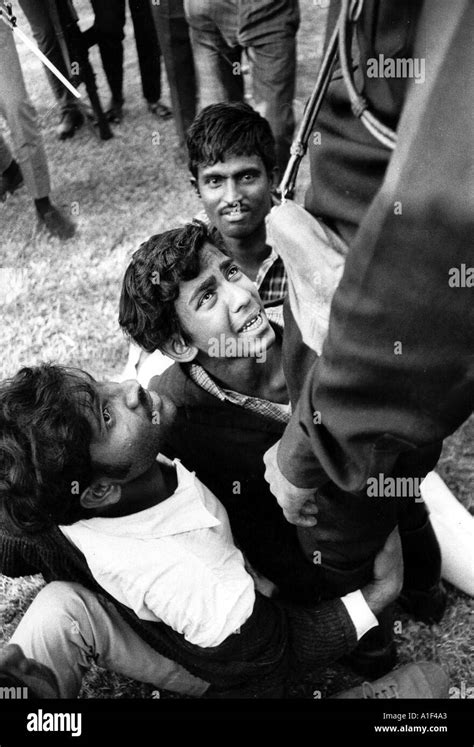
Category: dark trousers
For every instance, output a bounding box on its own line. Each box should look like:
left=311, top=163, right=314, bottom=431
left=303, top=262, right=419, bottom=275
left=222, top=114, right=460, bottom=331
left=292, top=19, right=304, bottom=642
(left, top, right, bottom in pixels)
left=18, top=0, right=78, bottom=113
left=184, top=0, right=299, bottom=173
left=0, top=23, right=51, bottom=198
left=86, top=0, right=162, bottom=105
left=149, top=0, right=197, bottom=144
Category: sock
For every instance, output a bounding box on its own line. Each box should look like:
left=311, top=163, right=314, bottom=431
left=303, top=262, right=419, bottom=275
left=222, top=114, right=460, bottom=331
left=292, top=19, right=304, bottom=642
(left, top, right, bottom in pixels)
left=400, top=517, right=442, bottom=591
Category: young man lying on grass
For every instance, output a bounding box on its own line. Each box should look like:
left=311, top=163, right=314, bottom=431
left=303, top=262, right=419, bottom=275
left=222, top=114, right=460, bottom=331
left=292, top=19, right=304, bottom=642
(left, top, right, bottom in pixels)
left=119, top=221, right=446, bottom=681
left=0, top=363, right=403, bottom=699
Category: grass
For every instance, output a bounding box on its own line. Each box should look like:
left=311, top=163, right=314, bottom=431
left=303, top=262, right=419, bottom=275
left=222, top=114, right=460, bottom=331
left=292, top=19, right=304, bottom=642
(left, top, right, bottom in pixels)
left=0, top=0, right=473, bottom=700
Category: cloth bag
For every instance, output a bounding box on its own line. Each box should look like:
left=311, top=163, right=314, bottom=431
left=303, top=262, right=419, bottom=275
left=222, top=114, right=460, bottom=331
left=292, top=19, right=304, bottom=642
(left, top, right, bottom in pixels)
left=266, top=201, right=348, bottom=355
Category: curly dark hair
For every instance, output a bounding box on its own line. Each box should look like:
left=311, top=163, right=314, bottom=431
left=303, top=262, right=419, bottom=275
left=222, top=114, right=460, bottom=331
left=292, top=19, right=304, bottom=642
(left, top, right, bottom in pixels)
left=119, top=221, right=228, bottom=353
left=0, top=364, right=105, bottom=533
left=186, top=102, right=277, bottom=180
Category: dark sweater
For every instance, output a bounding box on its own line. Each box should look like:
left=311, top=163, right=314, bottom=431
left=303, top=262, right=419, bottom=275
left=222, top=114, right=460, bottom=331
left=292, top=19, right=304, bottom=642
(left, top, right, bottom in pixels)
left=155, top=361, right=324, bottom=603
left=0, top=509, right=356, bottom=697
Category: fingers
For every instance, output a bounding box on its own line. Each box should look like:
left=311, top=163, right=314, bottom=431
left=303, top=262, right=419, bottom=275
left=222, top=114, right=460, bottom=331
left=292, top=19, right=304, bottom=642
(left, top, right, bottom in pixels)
left=263, top=446, right=279, bottom=492
left=280, top=493, right=319, bottom=526
left=263, top=440, right=279, bottom=462
left=262, top=441, right=320, bottom=526
left=301, top=501, right=319, bottom=516
left=263, top=443, right=279, bottom=475
left=283, top=508, right=318, bottom=527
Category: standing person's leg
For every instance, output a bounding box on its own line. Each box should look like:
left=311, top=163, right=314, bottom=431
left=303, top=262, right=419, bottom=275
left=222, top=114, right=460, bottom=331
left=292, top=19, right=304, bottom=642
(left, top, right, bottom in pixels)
left=397, top=498, right=446, bottom=624
left=127, top=0, right=171, bottom=118
left=10, top=582, right=209, bottom=698
left=247, top=33, right=297, bottom=174
left=17, top=0, right=83, bottom=139
left=0, top=24, right=50, bottom=202
left=0, top=23, right=75, bottom=238
left=89, top=0, right=126, bottom=121
left=0, top=135, right=24, bottom=200
left=184, top=0, right=243, bottom=109
left=149, top=0, right=196, bottom=144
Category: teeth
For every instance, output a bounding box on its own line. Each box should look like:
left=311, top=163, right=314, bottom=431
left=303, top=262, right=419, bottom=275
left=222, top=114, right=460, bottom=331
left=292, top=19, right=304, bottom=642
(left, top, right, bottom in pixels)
left=240, top=313, right=261, bottom=332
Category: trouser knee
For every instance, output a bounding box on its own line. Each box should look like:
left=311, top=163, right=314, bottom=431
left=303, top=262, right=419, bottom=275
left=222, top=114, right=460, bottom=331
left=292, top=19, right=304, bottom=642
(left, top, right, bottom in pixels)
left=20, top=581, right=96, bottom=641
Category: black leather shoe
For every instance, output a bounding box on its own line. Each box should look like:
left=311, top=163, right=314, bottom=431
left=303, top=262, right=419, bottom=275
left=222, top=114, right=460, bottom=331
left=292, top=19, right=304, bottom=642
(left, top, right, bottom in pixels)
left=147, top=100, right=172, bottom=120
left=37, top=206, right=76, bottom=240
left=0, top=161, right=24, bottom=201
left=106, top=99, right=123, bottom=123
left=399, top=582, right=447, bottom=624
left=343, top=641, right=398, bottom=680
left=57, top=108, right=84, bottom=140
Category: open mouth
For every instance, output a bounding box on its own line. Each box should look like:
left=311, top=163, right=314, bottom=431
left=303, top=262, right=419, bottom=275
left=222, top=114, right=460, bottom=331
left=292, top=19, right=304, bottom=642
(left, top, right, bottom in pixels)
left=238, top=311, right=263, bottom=333
left=224, top=204, right=247, bottom=218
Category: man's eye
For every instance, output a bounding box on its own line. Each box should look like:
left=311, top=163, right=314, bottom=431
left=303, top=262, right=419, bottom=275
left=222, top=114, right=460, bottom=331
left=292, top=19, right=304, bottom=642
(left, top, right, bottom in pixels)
left=241, top=173, right=255, bottom=182
left=228, top=265, right=242, bottom=279
left=205, top=177, right=221, bottom=187
left=198, top=290, right=214, bottom=307
left=102, top=406, right=112, bottom=428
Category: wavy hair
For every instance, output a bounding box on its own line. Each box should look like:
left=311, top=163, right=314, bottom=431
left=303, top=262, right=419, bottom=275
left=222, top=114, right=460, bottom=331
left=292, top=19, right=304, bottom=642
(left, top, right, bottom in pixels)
left=0, top=364, right=101, bottom=533
left=119, top=221, right=227, bottom=353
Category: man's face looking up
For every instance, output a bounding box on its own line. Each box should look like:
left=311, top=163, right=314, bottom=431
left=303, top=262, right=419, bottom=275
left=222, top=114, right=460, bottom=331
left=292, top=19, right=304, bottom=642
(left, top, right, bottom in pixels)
left=81, top=376, right=175, bottom=483
left=196, top=155, right=277, bottom=240
left=173, top=244, right=275, bottom=364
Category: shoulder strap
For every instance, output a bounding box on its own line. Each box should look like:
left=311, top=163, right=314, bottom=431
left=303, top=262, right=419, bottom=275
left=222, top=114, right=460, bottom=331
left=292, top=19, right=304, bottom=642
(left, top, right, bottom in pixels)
left=279, top=0, right=396, bottom=199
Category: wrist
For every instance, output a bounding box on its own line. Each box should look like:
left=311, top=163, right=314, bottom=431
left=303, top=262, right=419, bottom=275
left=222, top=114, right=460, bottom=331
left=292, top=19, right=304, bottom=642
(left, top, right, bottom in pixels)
left=361, top=582, right=386, bottom=617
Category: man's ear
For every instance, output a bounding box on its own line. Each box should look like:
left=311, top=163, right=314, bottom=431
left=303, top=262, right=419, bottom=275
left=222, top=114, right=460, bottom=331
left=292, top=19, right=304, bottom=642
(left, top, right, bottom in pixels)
left=161, top=336, right=199, bottom=363
left=80, top=481, right=122, bottom=512
left=190, top=176, right=200, bottom=197
left=270, top=166, right=280, bottom=191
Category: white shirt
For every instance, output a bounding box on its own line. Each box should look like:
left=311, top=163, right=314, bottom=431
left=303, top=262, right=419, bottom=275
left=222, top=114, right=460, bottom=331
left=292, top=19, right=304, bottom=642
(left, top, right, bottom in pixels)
left=61, top=460, right=377, bottom=647
left=60, top=460, right=256, bottom=647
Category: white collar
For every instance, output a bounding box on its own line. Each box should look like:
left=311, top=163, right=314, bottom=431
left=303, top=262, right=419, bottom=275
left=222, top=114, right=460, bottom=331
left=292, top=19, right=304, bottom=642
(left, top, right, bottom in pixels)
left=71, top=460, right=220, bottom=540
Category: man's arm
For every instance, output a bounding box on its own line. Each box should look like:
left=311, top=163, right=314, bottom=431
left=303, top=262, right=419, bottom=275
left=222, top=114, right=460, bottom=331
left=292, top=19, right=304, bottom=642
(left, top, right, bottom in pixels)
left=132, top=527, right=402, bottom=656
left=277, top=526, right=403, bottom=673
left=0, top=520, right=43, bottom=578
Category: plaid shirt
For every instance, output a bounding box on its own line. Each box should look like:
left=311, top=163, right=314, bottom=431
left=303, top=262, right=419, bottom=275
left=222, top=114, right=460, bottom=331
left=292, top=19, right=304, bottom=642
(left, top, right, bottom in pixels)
left=187, top=318, right=291, bottom=426
left=194, top=210, right=288, bottom=304
left=254, top=248, right=287, bottom=304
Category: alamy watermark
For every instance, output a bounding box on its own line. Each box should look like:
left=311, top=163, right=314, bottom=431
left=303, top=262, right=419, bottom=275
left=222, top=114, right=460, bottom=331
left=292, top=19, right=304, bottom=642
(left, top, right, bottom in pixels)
left=449, top=682, right=474, bottom=698
left=208, top=333, right=267, bottom=363
left=367, top=55, right=425, bottom=84
left=26, top=709, right=82, bottom=737
left=448, top=264, right=474, bottom=287
left=367, top=473, right=424, bottom=500
left=0, top=685, right=28, bottom=699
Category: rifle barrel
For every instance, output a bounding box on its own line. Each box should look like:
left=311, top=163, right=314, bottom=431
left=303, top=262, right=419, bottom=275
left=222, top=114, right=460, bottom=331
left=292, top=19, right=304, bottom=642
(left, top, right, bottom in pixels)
left=14, top=24, right=81, bottom=99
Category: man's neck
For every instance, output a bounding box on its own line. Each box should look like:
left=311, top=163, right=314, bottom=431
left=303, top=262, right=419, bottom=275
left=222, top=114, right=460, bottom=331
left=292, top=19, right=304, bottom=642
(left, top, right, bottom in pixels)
left=224, top=225, right=270, bottom=282
left=196, top=333, right=288, bottom=404
left=99, top=459, right=177, bottom=518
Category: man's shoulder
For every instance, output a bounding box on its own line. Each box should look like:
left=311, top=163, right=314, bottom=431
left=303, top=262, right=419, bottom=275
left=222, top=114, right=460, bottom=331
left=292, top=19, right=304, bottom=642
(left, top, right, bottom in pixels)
left=151, top=362, right=215, bottom=410
left=0, top=512, right=80, bottom=578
